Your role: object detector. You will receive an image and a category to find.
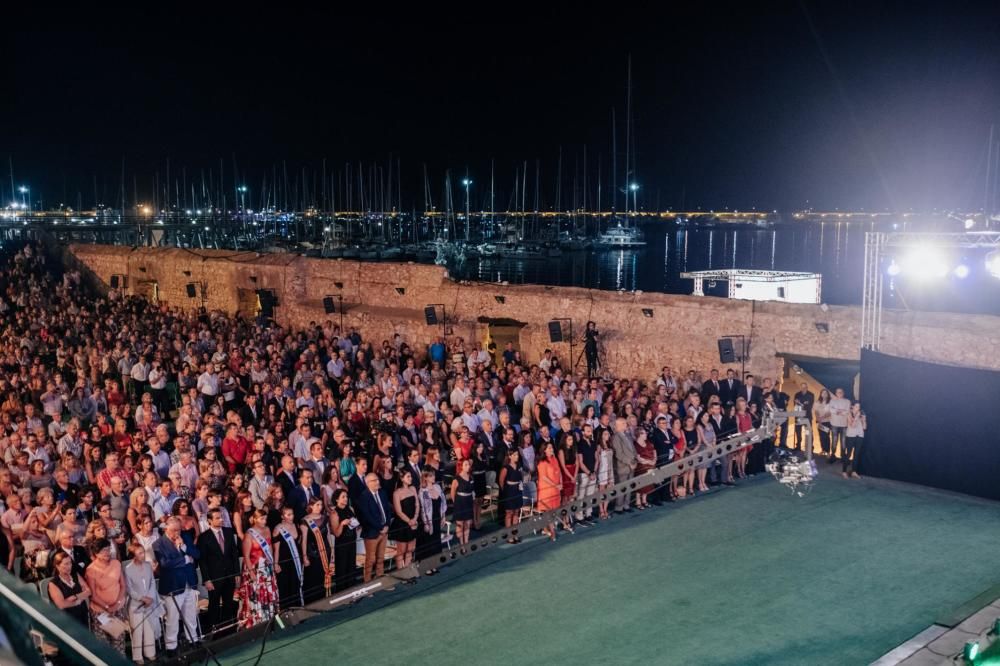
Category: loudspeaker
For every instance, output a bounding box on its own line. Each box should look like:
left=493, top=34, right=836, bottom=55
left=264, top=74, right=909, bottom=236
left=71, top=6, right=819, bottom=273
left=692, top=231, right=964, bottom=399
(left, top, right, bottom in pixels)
left=424, top=306, right=438, bottom=326
left=185, top=283, right=197, bottom=298
left=718, top=338, right=736, bottom=364
left=323, top=296, right=336, bottom=314
left=110, top=275, right=119, bottom=289
left=548, top=321, right=563, bottom=343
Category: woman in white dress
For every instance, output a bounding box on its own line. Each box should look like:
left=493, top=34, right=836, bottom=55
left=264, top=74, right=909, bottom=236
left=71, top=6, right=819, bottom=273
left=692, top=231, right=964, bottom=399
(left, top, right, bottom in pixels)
left=596, top=429, right=615, bottom=520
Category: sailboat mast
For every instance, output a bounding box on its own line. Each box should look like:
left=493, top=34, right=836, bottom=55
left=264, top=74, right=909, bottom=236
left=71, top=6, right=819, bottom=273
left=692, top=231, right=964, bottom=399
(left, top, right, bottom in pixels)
left=624, top=55, right=632, bottom=219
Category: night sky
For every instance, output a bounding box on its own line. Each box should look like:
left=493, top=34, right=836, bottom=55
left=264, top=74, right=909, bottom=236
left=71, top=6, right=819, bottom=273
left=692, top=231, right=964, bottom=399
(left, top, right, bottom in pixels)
left=6, top=3, right=1000, bottom=212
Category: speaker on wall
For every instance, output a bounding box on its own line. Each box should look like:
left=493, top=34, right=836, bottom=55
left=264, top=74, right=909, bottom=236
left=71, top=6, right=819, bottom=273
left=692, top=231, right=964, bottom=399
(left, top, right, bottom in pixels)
left=185, top=283, right=197, bottom=298
left=323, top=296, right=336, bottom=314
left=548, top=320, right=563, bottom=343
left=424, top=306, right=438, bottom=326
left=717, top=338, right=736, bottom=364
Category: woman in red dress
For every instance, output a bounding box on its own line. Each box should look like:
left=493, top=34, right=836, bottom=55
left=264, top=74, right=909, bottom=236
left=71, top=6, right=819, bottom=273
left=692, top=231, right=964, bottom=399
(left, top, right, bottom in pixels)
left=632, top=429, right=657, bottom=510
left=238, top=509, right=279, bottom=628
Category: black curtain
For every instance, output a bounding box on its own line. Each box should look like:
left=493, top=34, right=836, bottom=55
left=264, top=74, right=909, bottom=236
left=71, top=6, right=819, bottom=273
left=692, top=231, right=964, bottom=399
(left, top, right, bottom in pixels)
left=859, top=349, right=1000, bottom=501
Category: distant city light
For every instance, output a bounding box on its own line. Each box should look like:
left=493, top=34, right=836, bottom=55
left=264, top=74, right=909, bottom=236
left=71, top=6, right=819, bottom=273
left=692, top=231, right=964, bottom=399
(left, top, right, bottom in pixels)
left=953, top=264, right=970, bottom=279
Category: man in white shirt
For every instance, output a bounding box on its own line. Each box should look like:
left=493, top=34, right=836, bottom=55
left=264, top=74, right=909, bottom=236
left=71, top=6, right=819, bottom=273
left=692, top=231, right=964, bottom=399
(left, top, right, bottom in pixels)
left=197, top=364, right=219, bottom=405
left=828, top=388, right=852, bottom=460
left=450, top=376, right=471, bottom=411
left=546, top=385, right=567, bottom=421
left=130, top=355, right=151, bottom=399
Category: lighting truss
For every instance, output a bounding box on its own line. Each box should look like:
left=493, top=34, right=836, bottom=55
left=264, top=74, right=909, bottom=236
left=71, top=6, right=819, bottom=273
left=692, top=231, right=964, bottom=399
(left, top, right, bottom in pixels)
left=861, top=231, right=1000, bottom=351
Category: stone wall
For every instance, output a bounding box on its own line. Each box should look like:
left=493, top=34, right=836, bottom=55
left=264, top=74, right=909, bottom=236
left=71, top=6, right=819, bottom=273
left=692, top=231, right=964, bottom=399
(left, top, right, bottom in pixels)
left=66, top=244, right=1000, bottom=383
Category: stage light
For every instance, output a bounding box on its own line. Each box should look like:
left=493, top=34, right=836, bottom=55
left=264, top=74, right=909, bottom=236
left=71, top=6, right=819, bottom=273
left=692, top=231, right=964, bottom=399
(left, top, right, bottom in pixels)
left=963, top=639, right=979, bottom=661
left=964, top=218, right=976, bottom=230
left=986, top=250, right=1000, bottom=279
left=902, top=245, right=948, bottom=280
left=954, top=264, right=970, bottom=279
left=886, top=260, right=901, bottom=276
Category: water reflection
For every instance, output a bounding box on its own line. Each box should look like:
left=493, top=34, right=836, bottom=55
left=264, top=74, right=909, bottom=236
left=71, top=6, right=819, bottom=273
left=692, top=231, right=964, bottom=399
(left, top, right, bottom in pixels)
left=447, top=221, right=1000, bottom=313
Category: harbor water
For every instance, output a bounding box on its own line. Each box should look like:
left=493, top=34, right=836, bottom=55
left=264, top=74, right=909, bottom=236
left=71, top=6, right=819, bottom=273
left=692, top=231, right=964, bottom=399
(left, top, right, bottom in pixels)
left=446, top=222, right=1000, bottom=315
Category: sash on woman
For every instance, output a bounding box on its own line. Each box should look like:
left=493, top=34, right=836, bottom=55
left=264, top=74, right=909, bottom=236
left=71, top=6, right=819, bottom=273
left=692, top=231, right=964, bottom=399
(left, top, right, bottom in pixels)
left=250, top=528, right=274, bottom=566
left=277, top=526, right=303, bottom=607
left=306, top=518, right=333, bottom=597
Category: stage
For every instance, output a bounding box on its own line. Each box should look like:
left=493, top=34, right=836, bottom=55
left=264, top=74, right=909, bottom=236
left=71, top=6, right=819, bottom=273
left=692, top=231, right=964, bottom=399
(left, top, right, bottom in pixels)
left=219, top=472, right=1000, bottom=665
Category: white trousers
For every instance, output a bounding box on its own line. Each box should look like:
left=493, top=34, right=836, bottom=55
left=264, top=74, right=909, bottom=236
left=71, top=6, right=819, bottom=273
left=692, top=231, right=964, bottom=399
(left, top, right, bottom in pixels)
left=128, top=604, right=158, bottom=660
left=163, top=588, right=200, bottom=650
left=575, top=472, right=597, bottom=519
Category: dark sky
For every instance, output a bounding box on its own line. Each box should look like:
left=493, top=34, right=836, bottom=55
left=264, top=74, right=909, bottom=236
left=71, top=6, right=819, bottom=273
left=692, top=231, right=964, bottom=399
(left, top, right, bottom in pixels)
left=5, top=2, right=1000, bottom=212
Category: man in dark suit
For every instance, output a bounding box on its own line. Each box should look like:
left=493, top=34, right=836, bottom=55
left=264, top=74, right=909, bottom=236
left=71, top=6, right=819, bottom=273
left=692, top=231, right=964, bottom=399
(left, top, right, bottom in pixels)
left=650, top=416, right=674, bottom=503
left=154, top=517, right=201, bottom=655
left=348, top=458, right=368, bottom=506
left=742, top=374, right=763, bottom=412
left=288, top=468, right=322, bottom=522
left=718, top=369, right=742, bottom=408
left=701, top=369, right=722, bottom=403
left=239, top=394, right=260, bottom=429
left=51, top=525, right=90, bottom=578
left=402, top=447, right=423, bottom=486
left=792, top=382, right=816, bottom=451
left=356, top=472, right=391, bottom=582
left=275, top=454, right=298, bottom=498
left=196, top=508, right=240, bottom=635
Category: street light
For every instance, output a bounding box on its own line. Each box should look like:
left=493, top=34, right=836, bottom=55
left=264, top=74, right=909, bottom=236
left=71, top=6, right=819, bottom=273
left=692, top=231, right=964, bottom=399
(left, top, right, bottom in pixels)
left=629, top=183, right=639, bottom=216
left=18, top=186, right=28, bottom=211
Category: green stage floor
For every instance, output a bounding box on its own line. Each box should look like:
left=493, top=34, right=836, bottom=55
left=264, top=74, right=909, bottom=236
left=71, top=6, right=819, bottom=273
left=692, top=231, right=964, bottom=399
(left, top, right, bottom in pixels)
left=220, top=472, right=1000, bottom=665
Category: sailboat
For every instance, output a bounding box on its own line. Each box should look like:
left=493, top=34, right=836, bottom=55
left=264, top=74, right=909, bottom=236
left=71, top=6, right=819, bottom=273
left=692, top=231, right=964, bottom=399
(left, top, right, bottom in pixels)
left=596, top=57, right=646, bottom=249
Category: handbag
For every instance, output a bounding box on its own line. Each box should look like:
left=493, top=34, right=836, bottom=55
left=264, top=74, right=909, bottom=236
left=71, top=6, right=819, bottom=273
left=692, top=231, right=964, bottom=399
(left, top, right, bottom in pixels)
left=96, top=613, right=129, bottom=640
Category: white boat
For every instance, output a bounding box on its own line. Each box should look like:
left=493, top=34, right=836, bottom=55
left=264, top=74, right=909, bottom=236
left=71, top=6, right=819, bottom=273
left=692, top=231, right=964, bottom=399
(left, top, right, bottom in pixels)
left=595, top=224, right=646, bottom=248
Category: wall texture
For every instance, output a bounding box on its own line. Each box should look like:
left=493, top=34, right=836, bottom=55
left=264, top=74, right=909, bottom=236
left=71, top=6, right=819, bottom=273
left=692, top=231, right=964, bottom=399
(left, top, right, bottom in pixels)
left=66, top=244, right=1000, bottom=383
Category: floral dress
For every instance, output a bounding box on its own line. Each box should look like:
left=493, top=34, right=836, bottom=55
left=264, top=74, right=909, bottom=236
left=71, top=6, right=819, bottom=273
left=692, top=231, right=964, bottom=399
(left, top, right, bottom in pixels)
left=237, top=529, right=279, bottom=627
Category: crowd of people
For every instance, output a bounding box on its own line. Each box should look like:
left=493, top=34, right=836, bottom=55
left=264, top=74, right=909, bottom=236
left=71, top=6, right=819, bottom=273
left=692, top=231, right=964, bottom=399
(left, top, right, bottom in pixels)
left=0, top=242, right=867, bottom=663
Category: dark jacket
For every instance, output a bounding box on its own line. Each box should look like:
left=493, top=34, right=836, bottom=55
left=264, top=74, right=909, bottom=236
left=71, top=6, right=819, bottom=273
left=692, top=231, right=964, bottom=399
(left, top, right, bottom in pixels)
left=153, top=532, right=200, bottom=596
left=288, top=482, right=323, bottom=522
left=355, top=488, right=391, bottom=540
left=196, top=526, right=240, bottom=588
